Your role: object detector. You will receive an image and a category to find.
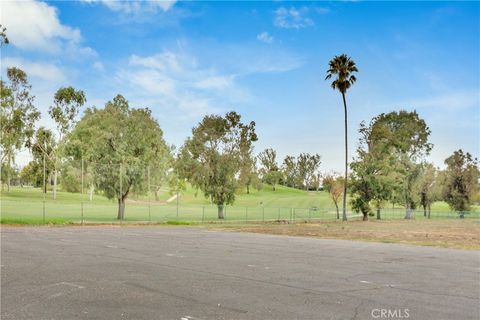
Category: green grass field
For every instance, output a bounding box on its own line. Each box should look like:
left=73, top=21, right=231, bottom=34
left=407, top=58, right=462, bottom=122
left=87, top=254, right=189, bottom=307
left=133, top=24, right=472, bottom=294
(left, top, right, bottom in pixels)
left=1, top=185, right=478, bottom=224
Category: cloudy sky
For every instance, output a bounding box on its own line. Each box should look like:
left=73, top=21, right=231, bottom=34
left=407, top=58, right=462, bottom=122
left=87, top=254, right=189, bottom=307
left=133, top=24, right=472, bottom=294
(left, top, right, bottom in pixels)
left=1, top=0, right=479, bottom=172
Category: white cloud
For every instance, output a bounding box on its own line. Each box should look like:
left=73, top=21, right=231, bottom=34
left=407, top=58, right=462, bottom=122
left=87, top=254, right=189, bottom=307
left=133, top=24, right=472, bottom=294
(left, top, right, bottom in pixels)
left=83, top=0, right=177, bottom=14
left=130, top=52, right=183, bottom=72
left=117, top=50, right=242, bottom=117
left=274, top=7, right=314, bottom=29
left=2, top=57, right=66, bottom=83
left=1, top=0, right=94, bottom=55
left=195, top=76, right=234, bottom=90
left=406, top=89, right=479, bottom=111
left=257, top=32, right=274, bottom=44
left=92, top=61, right=105, bottom=72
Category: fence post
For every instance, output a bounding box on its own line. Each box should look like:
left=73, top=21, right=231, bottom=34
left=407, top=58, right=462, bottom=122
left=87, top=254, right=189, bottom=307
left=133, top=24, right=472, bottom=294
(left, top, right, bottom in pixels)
left=120, top=162, right=123, bottom=225
left=148, top=166, right=151, bottom=224
left=176, top=189, right=179, bottom=218
left=81, top=158, right=84, bottom=225
left=43, top=153, right=46, bottom=224
left=81, top=158, right=84, bottom=195
left=202, top=206, right=205, bottom=223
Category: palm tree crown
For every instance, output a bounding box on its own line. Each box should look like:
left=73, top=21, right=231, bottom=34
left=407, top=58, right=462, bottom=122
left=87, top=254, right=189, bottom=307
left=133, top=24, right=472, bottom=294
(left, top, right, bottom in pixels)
left=325, top=54, right=358, bottom=94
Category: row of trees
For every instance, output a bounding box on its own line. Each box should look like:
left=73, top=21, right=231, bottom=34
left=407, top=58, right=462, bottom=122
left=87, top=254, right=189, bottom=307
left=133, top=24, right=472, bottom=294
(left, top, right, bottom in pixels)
left=0, top=64, right=321, bottom=219
left=1, top=32, right=478, bottom=220
left=320, top=111, right=479, bottom=221
left=1, top=66, right=479, bottom=220
left=324, top=54, right=479, bottom=221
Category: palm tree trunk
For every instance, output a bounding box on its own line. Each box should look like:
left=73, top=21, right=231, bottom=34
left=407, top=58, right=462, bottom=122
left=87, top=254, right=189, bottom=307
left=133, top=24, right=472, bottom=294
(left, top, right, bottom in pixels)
left=341, top=92, right=348, bottom=221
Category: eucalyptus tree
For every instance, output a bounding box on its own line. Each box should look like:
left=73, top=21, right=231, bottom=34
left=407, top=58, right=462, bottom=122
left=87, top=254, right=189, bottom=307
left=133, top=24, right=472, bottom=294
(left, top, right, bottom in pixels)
left=30, top=127, right=56, bottom=193
left=366, top=111, right=432, bottom=219
left=239, top=138, right=259, bottom=194
left=258, top=148, right=282, bottom=191
left=325, top=54, right=358, bottom=221
left=296, top=153, right=321, bottom=190
left=48, top=86, right=86, bottom=199
left=177, top=111, right=257, bottom=219
left=68, top=95, right=171, bottom=219
left=416, top=162, right=437, bottom=217
left=442, top=150, right=479, bottom=213
left=282, top=155, right=298, bottom=188
left=323, top=174, right=343, bottom=219
left=0, top=67, right=40, bottom=191
left=0, top=24, right=9, bottom=46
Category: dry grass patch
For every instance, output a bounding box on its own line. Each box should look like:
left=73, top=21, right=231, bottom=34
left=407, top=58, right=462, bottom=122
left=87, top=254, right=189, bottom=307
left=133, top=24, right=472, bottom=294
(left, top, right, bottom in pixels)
left=209, top=219, right=480, bottom=250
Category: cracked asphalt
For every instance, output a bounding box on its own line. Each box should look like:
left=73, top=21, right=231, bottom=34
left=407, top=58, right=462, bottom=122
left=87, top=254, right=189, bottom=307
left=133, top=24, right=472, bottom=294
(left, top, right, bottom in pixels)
left=1, top=226, right=479, bottom=320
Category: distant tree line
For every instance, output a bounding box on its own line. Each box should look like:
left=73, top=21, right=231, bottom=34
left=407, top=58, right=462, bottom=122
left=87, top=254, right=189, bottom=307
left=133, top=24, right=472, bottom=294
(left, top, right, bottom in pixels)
left=1, top=33, right=478, bottom=220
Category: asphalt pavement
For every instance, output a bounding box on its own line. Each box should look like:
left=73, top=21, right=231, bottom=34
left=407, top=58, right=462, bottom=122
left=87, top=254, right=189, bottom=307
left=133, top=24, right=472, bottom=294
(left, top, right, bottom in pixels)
left=1, top=226, right=478, bottom=320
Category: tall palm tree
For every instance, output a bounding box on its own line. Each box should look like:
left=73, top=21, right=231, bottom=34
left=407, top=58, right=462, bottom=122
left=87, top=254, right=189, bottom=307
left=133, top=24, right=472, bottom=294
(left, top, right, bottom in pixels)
left=325, top=54, right=358, bottom=221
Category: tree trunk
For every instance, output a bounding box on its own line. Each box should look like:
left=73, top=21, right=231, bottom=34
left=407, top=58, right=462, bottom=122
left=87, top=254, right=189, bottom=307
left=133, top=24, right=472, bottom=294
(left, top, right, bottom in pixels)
left=405, top=203, right=414, bottom=219
left=335, top=203, right=339, bottom=220
left=6, top=151, right=11, bottom=192
left=117, top=197, right=125, bottom=220
left=341, top=92, right=348, bottom=221
left=53, top=167, right=58, bottom=200
left=246, top=183, right=250, bottom=194
left=376, top=208, right=381, bottom=220
left=272, top=184, right=275, bottom=191
left=217, top=204, right=225, bottom=219
left=427, top=204, right=431, bottom=219
left=89, top=185, right=94, bottom=201
left=155, top=188, right=160, bottom=201
left=423, top=205, right=427, bottom=217
left=363, top=211, right=368, bottom=221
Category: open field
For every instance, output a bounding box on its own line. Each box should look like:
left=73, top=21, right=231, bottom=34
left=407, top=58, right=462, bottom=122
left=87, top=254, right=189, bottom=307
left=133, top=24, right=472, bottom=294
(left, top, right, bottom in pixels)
left=2, top=226, right=478, bottom=320
left=1, top=186, right=477, bottom=224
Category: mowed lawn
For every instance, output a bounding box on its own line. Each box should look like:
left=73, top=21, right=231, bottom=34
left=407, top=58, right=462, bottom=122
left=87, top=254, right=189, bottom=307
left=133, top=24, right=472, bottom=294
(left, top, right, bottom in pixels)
left=1, top=185, right=337, bottom=223
left=1, top=185, right=477, bottom=224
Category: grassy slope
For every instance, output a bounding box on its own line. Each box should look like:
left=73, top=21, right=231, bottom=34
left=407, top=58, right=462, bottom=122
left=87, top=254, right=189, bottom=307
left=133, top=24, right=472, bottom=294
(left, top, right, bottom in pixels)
left=1, top=185, right=477, bottom=223
left=0, top=184, right=333, bottom=207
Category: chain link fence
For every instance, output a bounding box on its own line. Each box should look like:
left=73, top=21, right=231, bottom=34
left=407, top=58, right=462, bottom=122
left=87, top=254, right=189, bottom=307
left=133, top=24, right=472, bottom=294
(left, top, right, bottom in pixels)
left=2, top=158, right=478, bottom=224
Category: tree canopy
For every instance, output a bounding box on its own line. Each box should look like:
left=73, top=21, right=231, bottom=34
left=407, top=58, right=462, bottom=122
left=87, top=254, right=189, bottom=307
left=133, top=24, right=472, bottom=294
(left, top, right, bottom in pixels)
left=258, top=148, right=282, bottom=191
left=0, top=67, right=40, bottom=191
left=442, top=150, right=479, bottom=212
left=68, top=95, right=171, bottom=219
left=177, top=111, right=257, bottom=219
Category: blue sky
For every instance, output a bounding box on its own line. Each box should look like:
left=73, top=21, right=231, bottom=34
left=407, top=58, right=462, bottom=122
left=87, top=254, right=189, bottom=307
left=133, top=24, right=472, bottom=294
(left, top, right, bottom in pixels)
left=1, top=0, right=479, bottom=172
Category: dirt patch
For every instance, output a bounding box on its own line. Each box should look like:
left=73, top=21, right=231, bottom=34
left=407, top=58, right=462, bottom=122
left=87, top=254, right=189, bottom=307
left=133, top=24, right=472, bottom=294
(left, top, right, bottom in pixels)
left=209, top=219, right=480, bottom=250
